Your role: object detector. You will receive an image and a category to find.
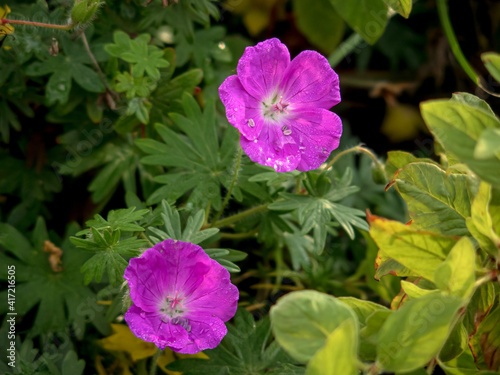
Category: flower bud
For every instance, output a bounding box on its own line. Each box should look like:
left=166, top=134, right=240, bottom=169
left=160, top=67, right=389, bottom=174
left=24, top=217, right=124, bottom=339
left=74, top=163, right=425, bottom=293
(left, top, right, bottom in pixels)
left=70, top=0, right=102, bottom=25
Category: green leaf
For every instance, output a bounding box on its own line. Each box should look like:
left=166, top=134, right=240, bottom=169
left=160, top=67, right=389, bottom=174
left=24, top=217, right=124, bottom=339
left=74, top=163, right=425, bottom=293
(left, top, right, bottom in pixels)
left=440, top=323, right=468, bottom=362
left=383, top=0, right=412, bottom=18
left=270, top=290, right=358, bottom=363
left=330, top=0, right=388, bottom=44
left=305, top=319, right=359, bottom=375
left=474, top=128, right=500, bottom=159
left=0, top=221, right=96, bottom=336
left=466, top=182, right=500, bottom=256
left=369, top=215, right=458, bottom=282
left=376, top=293, right=463, bottom=372
left=481, top=52, right=500, bottom=83
left=168, top=309, right=297, bottom=375
left=434, top=237, right=476, bottom=299
left=421, top=97, right=500, bottom=186
left=386, top=150, right=438, bottom=177
left=392, top=162, right=474, bottom=236
left=293, top=0, right=345, bottom=53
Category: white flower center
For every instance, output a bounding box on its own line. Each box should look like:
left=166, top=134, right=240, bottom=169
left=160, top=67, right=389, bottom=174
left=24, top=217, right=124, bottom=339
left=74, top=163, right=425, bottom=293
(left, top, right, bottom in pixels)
left=261, top=93, right=290, bottom=122
left=158, top=293, right=191, bottom=331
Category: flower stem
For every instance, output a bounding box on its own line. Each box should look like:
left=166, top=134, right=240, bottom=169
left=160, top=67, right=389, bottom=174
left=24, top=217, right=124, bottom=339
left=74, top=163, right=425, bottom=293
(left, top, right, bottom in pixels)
left=436, top=0, right=479, bottom=84
left=1, top=18, right=73, bottom=30
left=324, top=145, right=387, bottom=180
left=212, top=204, right=268, bottom=228
left=149, top=349, right=162, bottom=375
left=328, top=33, right=364, bottom=68
left=211, top=146, right=243, bottom=226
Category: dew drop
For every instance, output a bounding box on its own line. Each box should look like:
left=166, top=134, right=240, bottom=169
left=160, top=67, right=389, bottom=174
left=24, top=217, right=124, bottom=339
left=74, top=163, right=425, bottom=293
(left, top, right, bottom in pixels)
left=140, top=311, right=146, bottom=318
left=282, top=125, right=292, bottom=136
left=247, top=118, right=255, bottom=128
left=234, top=107, right=238, bottom=112
left=58, top=83, right=66, bottom=91
left=321, top=147, right=328, bottom=154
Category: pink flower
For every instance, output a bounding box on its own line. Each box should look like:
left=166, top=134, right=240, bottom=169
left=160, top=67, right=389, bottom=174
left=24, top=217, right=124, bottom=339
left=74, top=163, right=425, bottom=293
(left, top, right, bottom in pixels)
left=124, top=239, right=239, bottom=354
left=219, top=38, right=342, bottom=172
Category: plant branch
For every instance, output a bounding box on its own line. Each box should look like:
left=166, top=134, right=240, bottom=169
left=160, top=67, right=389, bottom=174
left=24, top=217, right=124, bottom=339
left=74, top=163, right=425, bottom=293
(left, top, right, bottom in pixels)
left=324, top=145, right=387, bottom=181
left=211, top=146, right=243, bottom=226
left=211, top=204, right=268, bottom=229
left=1, top=18, right=73, bottom=30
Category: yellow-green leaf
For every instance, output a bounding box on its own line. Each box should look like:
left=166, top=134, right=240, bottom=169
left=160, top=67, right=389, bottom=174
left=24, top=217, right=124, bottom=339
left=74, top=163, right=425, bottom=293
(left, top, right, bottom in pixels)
left=434, top=237, right=476, bottom=299
left=306, top=319, right=359, bottom=375
left=369, top=215, right=458, bottom=282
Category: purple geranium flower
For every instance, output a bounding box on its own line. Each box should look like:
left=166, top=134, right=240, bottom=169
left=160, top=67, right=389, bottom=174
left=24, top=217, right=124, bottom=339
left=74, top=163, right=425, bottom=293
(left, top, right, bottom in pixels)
left=219, top=38, right=342, bottom=172
left=124, top=239, right=239, bottom=354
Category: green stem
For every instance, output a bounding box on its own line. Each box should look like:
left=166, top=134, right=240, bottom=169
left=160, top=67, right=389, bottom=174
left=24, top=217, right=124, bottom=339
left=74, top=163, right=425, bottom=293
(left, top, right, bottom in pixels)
left=328, top=33, right=364, bottom=68
left=324, top=145, right=387, bottom=180
left=436, top=0, right=479, bottom=84
left=211, top=146, right=243, bottom=226
left=212, top=204, right=268, bottom=229
left=149, top=349, right=162, bottom=375
left=139, top=232, right=154, bottom=247
left=1, top=18, right=73, bottom=30
left=219, top=230, right=258, bottom=240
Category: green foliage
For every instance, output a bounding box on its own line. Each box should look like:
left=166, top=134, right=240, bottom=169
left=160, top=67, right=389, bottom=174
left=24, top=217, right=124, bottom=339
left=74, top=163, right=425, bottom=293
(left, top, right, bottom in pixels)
left=70, top=207, right=149, bottom=285
left=168, top=309, right=302, bottom=375
left=0, top=219, right=97, bottom=336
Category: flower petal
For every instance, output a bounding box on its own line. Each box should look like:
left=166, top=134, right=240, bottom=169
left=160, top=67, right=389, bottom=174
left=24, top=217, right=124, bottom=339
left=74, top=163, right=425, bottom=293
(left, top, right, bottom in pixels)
left=240, top=122, right=301, bottom=172
left=176, top=313, right=228, bottom=354
left=124, top=246, right=173, bottom=312
left=185, top=260, right=239, bottom=322
left=284, top=108, right=342, bottom=171
left=280, top=50, right=340, bottom=110
left=158, top=240, right=212, bottom=297
left=236, top=38, right=290, bottom=99
left=125, top=304, right=190, bottom=350
left=219, top=75, right=264, bottom=141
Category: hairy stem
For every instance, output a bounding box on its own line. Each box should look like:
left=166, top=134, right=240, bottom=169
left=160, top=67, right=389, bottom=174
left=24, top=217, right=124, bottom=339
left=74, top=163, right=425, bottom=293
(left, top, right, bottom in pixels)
left=324, top=145, right=387, bottom=180
left=1, top=18, right=73, bottom=30
left=149, top=349, right=162, bottom=375
left=212, top=204, right=268, bottom=229
left=211, top=146, right=243, bottom=226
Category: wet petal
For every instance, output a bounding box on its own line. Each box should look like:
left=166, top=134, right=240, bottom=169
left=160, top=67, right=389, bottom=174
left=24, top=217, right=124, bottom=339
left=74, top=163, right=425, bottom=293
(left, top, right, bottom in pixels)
left=219, top=75, right=264, bottom=141
left=241, top=122, right=301, bottom=172
left=280, top=50, right=340, bottom=110
left=185, top=261, right=239, bottom=322
left=125, top=304, right=190, bottom=350
left=285, top=108, right=342, bottom=171
left=124, top=247, right=172, bottom=312
left=176, top=313, right=227, bottom=354
left=237, top=38, right=290, bottom=99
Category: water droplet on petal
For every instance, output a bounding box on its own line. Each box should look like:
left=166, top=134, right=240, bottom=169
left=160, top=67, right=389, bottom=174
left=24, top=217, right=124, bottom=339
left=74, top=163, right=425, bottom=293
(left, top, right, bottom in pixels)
left=140, top=311, right=146, bottom=318
left=322, top=147, right=328, bottom=154
left=247, top=118, right=255, bottom=128
left=234, top=107, right=238, bottom=112
left=282, top=125, right=292, bottom=136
